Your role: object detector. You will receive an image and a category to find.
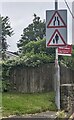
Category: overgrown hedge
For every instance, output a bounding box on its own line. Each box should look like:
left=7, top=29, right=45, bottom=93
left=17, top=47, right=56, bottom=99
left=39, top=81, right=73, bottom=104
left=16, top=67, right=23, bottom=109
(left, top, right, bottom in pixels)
left=1, top=53, right=54, bottom=91
left=2, top=44, right=74, bottom=91
left=62, top=45, right=74, bottom=70
left=2, top=53, right=54, bottom=82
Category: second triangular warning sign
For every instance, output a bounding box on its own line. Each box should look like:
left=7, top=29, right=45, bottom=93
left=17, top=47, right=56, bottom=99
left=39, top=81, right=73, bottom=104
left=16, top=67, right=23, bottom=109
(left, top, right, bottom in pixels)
left=47, top=11, right=67, bottom=28
left=47, top=29, right=67, bottom=47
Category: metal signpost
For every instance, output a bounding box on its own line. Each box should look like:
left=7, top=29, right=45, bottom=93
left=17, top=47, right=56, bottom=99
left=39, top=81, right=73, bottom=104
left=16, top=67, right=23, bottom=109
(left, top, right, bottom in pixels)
left=55, top=0, right=60, bottom=110
left=46, top=0, right=67, bottom=110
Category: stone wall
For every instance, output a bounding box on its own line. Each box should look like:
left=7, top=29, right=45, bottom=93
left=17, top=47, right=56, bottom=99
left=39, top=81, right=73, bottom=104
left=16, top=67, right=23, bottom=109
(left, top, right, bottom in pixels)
left=60, top=64, right=74, bottom=115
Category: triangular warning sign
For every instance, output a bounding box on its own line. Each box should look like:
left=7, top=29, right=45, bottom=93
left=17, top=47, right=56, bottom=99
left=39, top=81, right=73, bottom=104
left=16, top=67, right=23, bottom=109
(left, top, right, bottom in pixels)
left=47, top=11, right=67, bottom=28
left=47, top=29, right=67, bottom=46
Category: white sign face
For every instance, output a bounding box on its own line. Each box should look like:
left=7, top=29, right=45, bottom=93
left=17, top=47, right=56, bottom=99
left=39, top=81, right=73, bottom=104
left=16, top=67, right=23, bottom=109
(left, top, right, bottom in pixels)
left=46, top=10, right=67, bottom=47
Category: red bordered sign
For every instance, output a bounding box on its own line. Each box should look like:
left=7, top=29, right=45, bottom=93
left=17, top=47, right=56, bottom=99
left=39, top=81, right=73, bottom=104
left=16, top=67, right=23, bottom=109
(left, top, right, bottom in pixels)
left=46, top=10, right=67, bottom=47
left=58, top=45, right=72, bottom=56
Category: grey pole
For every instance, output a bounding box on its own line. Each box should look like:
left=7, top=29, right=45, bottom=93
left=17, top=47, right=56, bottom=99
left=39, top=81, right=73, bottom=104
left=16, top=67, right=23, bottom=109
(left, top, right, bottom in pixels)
left=55, top=0, right=58, bottom=10
left=55, top=0, right=58, bottom=63
left=54, top=0, right=60, bottom=110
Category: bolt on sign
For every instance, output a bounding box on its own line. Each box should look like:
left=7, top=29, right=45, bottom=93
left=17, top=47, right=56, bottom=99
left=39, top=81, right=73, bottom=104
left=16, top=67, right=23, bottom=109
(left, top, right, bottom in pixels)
left=46, top=10, right=67, bottom=47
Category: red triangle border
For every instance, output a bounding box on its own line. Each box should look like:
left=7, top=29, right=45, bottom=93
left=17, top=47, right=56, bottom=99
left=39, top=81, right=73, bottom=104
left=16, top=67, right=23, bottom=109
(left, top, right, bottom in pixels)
left=47, top=29, right=67, bottom=47
left=47, top=11, right=67, bottom=28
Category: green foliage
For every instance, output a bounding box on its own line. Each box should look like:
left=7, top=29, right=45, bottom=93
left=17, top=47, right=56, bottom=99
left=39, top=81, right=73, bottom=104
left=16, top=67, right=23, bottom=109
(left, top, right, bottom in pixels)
left=1, top=16, right=13, bottom=40
left=17, top=14, right=46, bottom=53
left=17, top=14, right=55, bottom=58
left=61, top=45, right=74, bottom=69
left=3, top=52, right=54, bottom=68
left=0, top=16, right=13, bottom=59
left=2, top=51, right=54, bottom=91
left=21, top=38, right=55, bottom=56
left=2, top=80, right=11, bottom=92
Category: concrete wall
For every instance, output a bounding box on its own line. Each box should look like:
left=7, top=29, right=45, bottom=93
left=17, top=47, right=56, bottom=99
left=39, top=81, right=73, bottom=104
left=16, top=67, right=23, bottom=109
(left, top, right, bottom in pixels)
left=9, top=63, right=74, bottom=93
left=8, top=63, right=74, bottom=114
left=9, top=64, right=55, bottom=93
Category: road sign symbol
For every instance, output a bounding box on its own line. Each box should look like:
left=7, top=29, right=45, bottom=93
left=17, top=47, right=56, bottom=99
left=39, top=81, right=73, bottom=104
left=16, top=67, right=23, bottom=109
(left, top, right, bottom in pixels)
left=46, top=10, right=67, bottom=47
left=47, top=29, right=67, bottom=46
left=47, top=11, right=67, bottom=28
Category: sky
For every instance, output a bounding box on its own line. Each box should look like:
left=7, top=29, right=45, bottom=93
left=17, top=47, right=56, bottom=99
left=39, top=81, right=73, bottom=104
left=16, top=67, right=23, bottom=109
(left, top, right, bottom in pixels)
left=0, top=0, right=73, bottom=52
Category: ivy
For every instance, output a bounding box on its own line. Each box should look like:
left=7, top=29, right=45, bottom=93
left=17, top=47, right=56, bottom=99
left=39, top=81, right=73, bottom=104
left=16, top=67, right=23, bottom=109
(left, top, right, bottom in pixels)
left=61, top=45, right=74, bottom=70
left=2, top=53, right=54, bottom=84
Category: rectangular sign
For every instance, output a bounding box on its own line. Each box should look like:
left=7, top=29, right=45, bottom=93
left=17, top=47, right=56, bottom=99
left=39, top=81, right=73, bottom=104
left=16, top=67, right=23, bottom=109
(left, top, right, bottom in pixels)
left=58, top=45, right=72, bottom=56
left=46, top=10, right=67, bottom=47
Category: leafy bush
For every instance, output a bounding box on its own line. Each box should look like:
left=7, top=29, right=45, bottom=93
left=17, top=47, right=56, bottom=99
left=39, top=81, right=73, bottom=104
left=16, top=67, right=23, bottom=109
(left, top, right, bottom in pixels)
left=61, top=45, right=74, bottom=70
left=21, top=39, right=55, bottom=57
left=2, top=52, right=54, bottom=91
left=3, top=52, right=54, bottom=68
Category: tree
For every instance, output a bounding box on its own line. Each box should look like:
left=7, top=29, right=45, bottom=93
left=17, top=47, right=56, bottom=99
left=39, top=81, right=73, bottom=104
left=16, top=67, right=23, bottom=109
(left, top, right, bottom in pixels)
left=21, top=38, right=55, bottom=57
left=17, top=14, right=46, bottom=53
left=0, top=16, right=13, bottom=59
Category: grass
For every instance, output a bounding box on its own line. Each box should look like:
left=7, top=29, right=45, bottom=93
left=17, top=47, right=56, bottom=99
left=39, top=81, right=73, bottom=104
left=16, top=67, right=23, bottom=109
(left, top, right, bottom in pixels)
left=0, top=92, right=2, bottom=118
left=2, top=92, right=57, bottom=117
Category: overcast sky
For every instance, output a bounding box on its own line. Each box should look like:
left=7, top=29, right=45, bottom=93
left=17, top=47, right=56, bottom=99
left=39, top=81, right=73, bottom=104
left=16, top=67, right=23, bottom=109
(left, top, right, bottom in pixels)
left=1, top=0, right=72, bottom=52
